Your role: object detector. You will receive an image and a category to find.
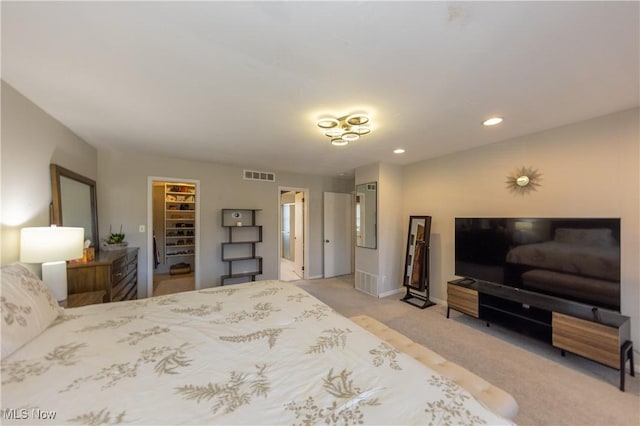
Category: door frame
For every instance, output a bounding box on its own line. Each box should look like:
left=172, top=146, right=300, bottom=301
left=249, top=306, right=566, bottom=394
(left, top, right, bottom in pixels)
left=277, top=186, right=309, bottom=280
left=147, top=176, right=201, bottom=297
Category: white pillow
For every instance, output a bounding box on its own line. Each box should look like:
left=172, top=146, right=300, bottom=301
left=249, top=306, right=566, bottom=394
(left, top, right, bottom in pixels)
left=1, top=263, right=62, bottom=358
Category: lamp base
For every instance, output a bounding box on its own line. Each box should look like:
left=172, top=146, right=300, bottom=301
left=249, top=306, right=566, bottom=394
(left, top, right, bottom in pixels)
left=41, top=260, right=68, bottom=306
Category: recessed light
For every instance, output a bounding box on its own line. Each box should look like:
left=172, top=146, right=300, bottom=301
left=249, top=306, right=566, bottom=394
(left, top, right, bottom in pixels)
left=393, top=148, right=405, bottom=154
left=483, top=117, right=503, bottom=126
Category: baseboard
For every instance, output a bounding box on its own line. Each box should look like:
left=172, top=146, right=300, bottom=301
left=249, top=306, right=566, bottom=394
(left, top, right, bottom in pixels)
left=309, top=275, right=323, bottom=280
left=378, top=287, right=404, bottom=298
left=380, top=287, right=445, bottom=304
left=430, top=295, right=446, bottom=306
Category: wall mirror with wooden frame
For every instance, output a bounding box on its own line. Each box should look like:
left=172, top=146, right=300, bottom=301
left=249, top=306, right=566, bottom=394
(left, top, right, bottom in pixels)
left=50, top=164, right=99, bottom=248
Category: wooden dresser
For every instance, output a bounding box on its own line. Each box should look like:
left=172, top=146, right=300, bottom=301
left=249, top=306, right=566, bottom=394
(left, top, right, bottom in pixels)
left=67, top=247, right=139, bottom=306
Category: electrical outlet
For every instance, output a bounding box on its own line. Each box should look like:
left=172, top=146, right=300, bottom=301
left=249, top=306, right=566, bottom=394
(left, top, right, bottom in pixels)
left=139, top=225, right=145, bottom=233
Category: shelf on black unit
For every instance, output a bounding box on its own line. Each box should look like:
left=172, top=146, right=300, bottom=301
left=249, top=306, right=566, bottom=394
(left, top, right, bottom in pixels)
left=479, top=303, right=552, bottom=328
left=222, top=240, right=261, bottom=245
left=220, top=209, right=262, bottom=285
left=222, top=256, right=263, bottom=262
left=221, top=272, right=262, bottom=280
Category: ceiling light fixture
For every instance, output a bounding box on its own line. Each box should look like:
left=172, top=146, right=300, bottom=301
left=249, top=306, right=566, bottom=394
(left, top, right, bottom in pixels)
left=483, top=117, right=503, bottom=126
left=393, top=148, right=405, bottom=154
left=317, top=117, right=340, bottom=129
left=317, top=112, right=372, bottom=146
left=324, top=129, right=344, bottom=138
left=341, top=131, right=360, bottom=142
left=346, top=113, right=369, bottom=126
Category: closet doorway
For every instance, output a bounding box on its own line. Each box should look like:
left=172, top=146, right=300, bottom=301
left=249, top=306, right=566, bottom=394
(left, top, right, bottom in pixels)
left=147, top=177, right=200, bottom=297
left=278, top=187, right=309, bottom=281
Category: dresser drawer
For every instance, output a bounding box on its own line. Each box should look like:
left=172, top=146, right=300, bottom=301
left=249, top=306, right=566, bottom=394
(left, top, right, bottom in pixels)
left=552, top=312, right=620, bottom=368
left=447, top=284, right=479, bottom=318
left=67, top=248, right=138, bottom=303
left=111, top=257, right=127, bottom=282
left=112, top=268, right=137, bottom=301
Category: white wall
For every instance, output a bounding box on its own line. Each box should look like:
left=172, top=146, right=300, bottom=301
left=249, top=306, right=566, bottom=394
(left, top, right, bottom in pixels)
left=1, top=81, right=98, bottom=265
left=403, top=108, right=640, bottom=352
left=378, top=162, right=404, bottom=294
left=98, top=148, right=353, bottom=296
left=354, top=162, right=405, bottom=296
left=1, top=81, right=353, bottom=293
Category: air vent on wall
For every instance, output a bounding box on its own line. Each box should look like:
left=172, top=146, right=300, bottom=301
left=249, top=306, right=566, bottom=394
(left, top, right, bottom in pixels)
left=367, top=183, right=376, bottom=191
left=243, top=169, right=276, bottom=182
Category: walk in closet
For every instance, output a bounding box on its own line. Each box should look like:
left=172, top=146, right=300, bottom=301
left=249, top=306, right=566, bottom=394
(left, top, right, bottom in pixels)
left=152, top=181, right=197, bottom=295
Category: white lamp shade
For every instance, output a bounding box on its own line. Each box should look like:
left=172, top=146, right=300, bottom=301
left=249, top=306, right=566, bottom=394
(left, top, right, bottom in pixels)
left=20, top=226, right=85, bottom=263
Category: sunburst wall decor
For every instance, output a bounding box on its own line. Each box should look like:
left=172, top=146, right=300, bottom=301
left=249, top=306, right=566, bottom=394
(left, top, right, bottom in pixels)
left=506, top=166, right=542, bottom=195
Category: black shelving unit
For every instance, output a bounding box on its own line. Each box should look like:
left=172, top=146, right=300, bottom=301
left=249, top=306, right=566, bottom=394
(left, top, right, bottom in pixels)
left=220, top=209, right=262, bottom=285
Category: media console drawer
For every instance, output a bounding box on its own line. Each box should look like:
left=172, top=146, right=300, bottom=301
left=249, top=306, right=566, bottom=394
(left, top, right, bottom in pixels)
left=552, top=312, right=622, bottom=369
left=447, top=284, right=479, bottom=318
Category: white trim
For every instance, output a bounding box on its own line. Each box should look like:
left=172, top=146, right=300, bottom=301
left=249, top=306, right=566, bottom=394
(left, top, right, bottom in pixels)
left=378, top=287, right=404, bottom=298
left=277, top=186, right=310, bottom=280
left=430, top=295, right=446, bottom=306
left=146, top=176, right=201, bottom=298
left=308, top=275, right=323, bottom=280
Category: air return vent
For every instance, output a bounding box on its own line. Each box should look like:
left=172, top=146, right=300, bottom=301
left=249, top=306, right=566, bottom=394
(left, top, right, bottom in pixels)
left=243, top=170, right=275, bottom=182
left=355, top=270, right=379, bottom=297
left=367, top=183, right=376, bottom=191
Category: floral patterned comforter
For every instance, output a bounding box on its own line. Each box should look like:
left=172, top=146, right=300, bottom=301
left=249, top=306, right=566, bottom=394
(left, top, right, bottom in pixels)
left=1, top=280, right=513, bottom=425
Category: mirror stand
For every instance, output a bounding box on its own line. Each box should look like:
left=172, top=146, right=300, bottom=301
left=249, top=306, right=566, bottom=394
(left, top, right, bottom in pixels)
left=400, top=215, right=435, bottom=309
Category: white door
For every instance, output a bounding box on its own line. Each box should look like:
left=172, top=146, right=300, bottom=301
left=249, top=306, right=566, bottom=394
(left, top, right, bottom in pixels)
left=323, top=192, right=352, bottom=278
left=294, top=192, right=304, bottom=278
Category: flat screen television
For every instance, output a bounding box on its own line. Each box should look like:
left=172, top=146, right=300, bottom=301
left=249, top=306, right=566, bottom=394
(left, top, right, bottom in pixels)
left=455, top=218, right=621, bottom=311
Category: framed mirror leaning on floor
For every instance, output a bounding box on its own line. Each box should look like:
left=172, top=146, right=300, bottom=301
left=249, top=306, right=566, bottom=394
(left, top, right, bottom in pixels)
left=401, top=215, right=435, bottom=309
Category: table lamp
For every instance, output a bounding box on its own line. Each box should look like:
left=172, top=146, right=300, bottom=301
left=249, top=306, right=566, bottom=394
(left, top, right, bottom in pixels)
left=20, top=226, right=84, bottom=306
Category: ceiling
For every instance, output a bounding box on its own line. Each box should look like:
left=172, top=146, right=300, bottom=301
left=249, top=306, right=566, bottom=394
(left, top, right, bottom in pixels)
left=2, top=1, right=638, bottom=177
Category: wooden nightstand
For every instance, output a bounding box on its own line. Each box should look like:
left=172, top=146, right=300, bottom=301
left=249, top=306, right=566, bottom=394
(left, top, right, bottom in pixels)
left=67, top=291, right=106, bottom=308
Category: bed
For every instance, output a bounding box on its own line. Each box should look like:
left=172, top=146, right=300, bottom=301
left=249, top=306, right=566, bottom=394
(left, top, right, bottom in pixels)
left=1, top=263, right=514, bottom=425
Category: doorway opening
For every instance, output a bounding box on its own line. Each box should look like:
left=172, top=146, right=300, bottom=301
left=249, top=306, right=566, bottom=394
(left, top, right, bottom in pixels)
left=278, top=187, right=309, bottom=281
left=147, top=177, right=200, bottom=297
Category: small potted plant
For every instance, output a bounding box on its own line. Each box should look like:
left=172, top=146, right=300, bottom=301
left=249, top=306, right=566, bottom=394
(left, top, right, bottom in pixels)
left=102, top=225, right=128, bottom=251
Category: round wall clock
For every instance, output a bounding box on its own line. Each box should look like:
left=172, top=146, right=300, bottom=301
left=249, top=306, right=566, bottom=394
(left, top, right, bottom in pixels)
left=506, top=166, right=542, bottom=195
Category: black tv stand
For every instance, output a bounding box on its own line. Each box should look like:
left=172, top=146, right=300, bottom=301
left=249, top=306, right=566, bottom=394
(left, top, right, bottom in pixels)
left=447, top=278, right=634, bottom=391
left=479, top=292, right=552, bottom=341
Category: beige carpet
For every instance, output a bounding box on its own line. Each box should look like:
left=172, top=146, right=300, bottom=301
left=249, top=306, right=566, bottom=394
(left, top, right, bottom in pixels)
left=296, top=275, right=640, bottom=426
left=153, top=273, right=194, bottom=296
